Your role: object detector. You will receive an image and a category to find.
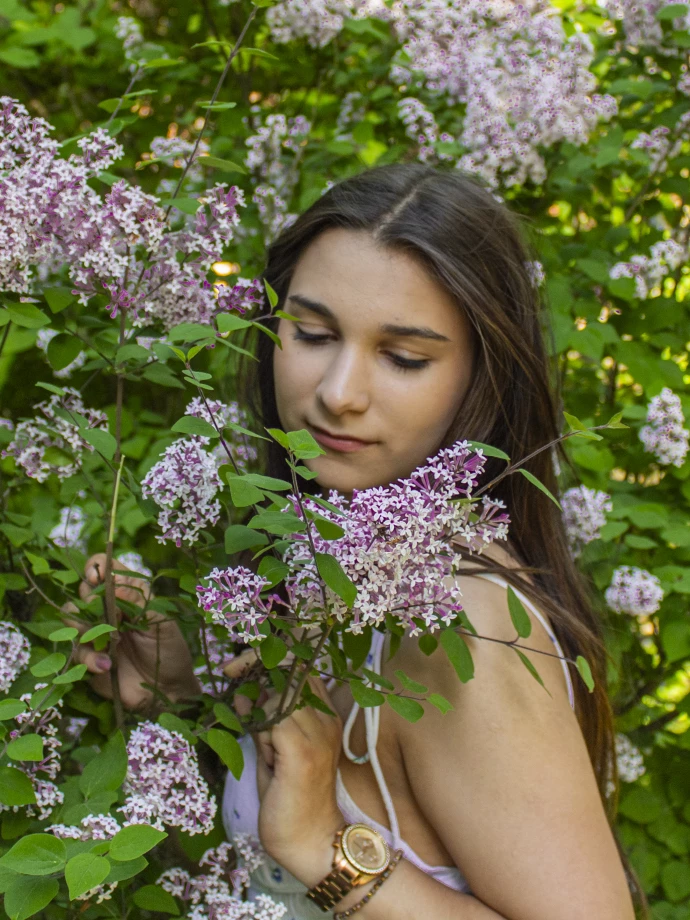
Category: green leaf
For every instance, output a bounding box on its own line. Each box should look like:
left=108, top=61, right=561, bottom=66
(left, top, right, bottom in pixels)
left=393, top=670, right=428, bottom=694
left=313, top=517, right=346, bottom=540
left=6, top=735, right=44, bottom=763
left=350, top=680, right=385, bottom=708
left=25, top=552, right=51, bottom=576
left=0, top=834, right=66, bottom=876
left=225, top=525, right=269, bottom=554
left=386, top=695, right=424, bottom=722
left=133, top=884, right=180, bottom=915
left=200, top=155, right=247, bottom=174
left=213, top=703, right=242, bottom=734
left=46, top=334, right=82, bottom=371
left=234, top=473, right=292, bottom=491
left=315, top=552, right=357, bottom=608
left=427, top=693, right=454, bottom=715
left=105, top=856, right=148, bottom=883
left=30, top=653, right=66, bottom=677
left=82, top=428, right=117, bottom=461
left=0, top=700, right=26, bottom=721
left=158, top=713, right=197, bottom=745
left=342, top=628, right=372, bottom=670
left=360, top=668, right=395, bottom=691
left=143, top=57, right=185, bottom=69
left=575, top=655, right=595, bottom=693
left=79, top=731, right=127, bottom=798
left=171, top=416, right=218, bottom=438
left=204, top=729, right=244, bottom=780
left=53, top=664, right=87, bottom=684
left=247, top=511, right=306, bottom=535
left=163, top=197, right=202, bottom=215
left=605, top=411, right=628, bottom=429
left=514, top=649, right=549, bottom=693
left=256, top=556, right=289, bottom=588
left=5, top=303, right=50, bottom=328
left=3, top=876, right=58, bottom=920
left=259, top=635, right=287, bottom=669
left=109, top=825, right=167, bottom=862
left=266, top=427, right=289, bottom=448
left=116, top=343, right=152, bottom=363
left=417, top=634, right=438, bottom=656
left=656, top=2, right=688, bottom=19
left=35, top=382, right=66, bottom=396
left=466, top=441, right=510, bottom=461
left=286, top=429, right=324, bottom=459
left=228, top=477, right=264, bottom=508
left=517, top=468, right=562, bottom=510
left=80, top=624, right=117, bottom=644
left=47, top=626, right=78, bottom=642
left=216, top=313, right=252, bottom=334
left=0, top=768, right=36, bottom=807
left=0, top=48, right=40, bottom=69
left=439, top=629, right=474, bottom=683
left=507, top=587, right=532, bottom=638
left=65, top=852, right=110, bottom=900
left=264, top=280, right=279, bottom=308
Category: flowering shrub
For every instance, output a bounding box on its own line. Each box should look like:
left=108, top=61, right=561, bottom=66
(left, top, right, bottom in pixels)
left=0, top=0, right=689, bottom=915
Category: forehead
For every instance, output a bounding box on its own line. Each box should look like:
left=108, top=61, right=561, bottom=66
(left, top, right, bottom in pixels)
left=288, top=227, right=463, bottom=334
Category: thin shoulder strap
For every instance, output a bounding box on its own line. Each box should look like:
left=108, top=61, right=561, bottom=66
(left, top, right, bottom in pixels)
left=473, top=572, right=576, bottom=710
left=341, top=631, right=401, bottom=846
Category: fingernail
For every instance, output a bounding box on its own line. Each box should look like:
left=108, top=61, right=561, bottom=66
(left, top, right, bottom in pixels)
left=96, top=655, right=111, bottom=671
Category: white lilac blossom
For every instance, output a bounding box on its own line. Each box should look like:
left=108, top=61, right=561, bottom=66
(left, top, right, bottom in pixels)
left=615, top=733, right=646, bottom=783
left=35, top=328, right=87, bottom=378
left=63, top=716, right=89, bottom=742
left=561, top=486, right=613, bottom=557
left=610, top=238, right=688, bottom=299
left=2, top=388, right=109, bottom=482
left=389, top=0, right=618, bottom=189
left=0, top=621, right=30, bottom=692
left=141, top=438, right=223, bottom=547
left=184, top=396, right=259, bottom=473
left=197, top=568, right=286, bottom=642
left=335, top=91, right=367, bottom=141
left=49, top=815, right=121, bottom=902
left=602, top=0, right=690, bottom=54
left=242, top=111, right=311, bottom=241
left=1, top=687, right=64, bottom=820
left=121, top=721, right=217, bottom=835
left=396, top=98, right=454, bottom=164
left=114, top=15, right=146, bottom=71
left=525, top=260, right=546, bottom=288
left=49, top=506, right=87, bottom=553
left=605, top=566, right=664, bottom=617
left=200, top=441, right=510, bottom=638
left=0, top=99, right=247, bottom=330
left=150, top=135, right=210, bottom=196
left=116, top=552, right=152, bottom=578
left=158, top=838, right=285, bottom=920
left=639, top=388, right=689, bottom=467
left=194, top=627, right=233, bottom=697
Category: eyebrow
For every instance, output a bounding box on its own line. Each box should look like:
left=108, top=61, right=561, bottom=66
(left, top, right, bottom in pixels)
left=287, top=294, right=451, bottom=342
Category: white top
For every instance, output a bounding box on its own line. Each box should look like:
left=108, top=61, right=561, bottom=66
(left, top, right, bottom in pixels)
left=222, top=572, right=576, bottom=919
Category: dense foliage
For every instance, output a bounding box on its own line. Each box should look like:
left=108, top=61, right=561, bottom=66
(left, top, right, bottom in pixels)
left=0, top=0, right=690, bottom=917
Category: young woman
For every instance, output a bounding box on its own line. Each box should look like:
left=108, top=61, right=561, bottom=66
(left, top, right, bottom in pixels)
left=73, top=164, right=644, bottom=920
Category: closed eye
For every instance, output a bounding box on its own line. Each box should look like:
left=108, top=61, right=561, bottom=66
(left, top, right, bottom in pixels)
left=292, top=327, right=431, bottom=372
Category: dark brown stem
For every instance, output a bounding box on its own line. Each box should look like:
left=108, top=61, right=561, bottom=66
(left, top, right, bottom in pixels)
left=0, top=321, right=11, bottom=362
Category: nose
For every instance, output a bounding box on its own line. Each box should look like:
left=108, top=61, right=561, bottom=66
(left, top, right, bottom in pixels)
left=315, top=344, right=370, bottom=416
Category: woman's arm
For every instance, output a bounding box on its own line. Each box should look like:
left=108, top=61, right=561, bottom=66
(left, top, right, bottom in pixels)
left=266, top=576, right=636, bottom=920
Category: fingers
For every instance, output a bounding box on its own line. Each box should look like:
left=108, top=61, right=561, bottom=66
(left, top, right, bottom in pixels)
left=72, top=641, right=113, bottom=677
left=223, top=648, right=259, bottom=680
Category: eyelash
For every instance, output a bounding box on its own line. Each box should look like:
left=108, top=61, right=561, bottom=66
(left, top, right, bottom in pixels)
left=292, top=328, right=431, bottom=372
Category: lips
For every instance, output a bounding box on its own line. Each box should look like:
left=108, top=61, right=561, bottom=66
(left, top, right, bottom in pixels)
left=308, top=424, right=375, bottom=445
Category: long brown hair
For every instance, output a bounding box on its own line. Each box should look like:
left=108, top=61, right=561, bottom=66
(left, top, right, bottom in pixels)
left=237, top=162, right=647, bottom=917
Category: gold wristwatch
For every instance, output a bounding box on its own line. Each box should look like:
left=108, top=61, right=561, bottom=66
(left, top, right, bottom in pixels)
left=305, top=823, right=391, bottom=912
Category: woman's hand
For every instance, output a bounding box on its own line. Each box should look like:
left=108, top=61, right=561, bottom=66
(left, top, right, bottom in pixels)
left=224, top=651, right=344, bottom=887
left=62, top=553, right=201, bottom=711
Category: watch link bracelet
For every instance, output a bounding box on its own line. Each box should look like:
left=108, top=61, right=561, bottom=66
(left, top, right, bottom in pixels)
left=305, top=823, right=392, bottom=912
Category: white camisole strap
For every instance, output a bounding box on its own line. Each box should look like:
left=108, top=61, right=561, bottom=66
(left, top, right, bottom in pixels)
left=341, top=571, right=576, bottom=849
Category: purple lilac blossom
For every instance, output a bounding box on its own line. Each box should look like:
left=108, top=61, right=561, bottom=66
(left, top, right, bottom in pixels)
left=605, top=566, right=664, bottom=617
left=396, top=97, right=454, bottom=164
left=561, top=486, right=612, bottom=557
left=121, top=721, right=217, bottom=835
left=0, top=621, right=30, bottom=691
left=603, top=0, right=690, bottom=53
left=216, top=276, right=265, bottom=316
left=184, top=396, right=259, bottom=473
left=639, top=388, right=689, bottom=467
left=197, top=568, right=286, bottom=642
left=610, top=239, right=687, bottom=299
left=2, top=388, right=108, bottom=482
left=141, top=437, right=223, bottom=546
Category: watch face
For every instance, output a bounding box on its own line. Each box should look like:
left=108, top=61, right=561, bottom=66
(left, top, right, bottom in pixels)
left=342, top=824, right=390, bottom=874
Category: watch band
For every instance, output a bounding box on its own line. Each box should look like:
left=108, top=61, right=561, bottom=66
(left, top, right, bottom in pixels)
left=305, top=824, right=390, bottom=912
left=306, top=865, right=359, bottom=911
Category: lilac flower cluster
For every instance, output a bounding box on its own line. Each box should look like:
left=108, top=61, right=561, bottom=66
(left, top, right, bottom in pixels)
left=0, top=98, right=247, bottom=331
left=605, top=566, right=664, bottom=617
left=242, top=111, right=311, bottom=241
left=335, top=91, right=366, bottom=142
left=216, top=276, right=265, bottom=317
left=2, top=687, right=64, bottom=820
left=389, top=0, right=617, bottom=189
left=114, top=15, right=146, bottom=71
left=158, top=838, right=285, bottom=920
left=141, top=438, right=223, bottom=546
left=197, top=568, right=285, bottom=642
left=0, top=621, right=30, bottom=692
left=116, top=552, right=152, bottom=578
left=615, top=733, right=646, bottom=783
left=639, top=388, right=689, bottom=467
left=150, top=135, right=210, bottom=196
left=397, top=98, right=454, bottom=164
left=610, top=238, right=687, bottom=299
left=49, top=815, right=121, bottom=902
left=200, top=441, right=509, bottom=638
left=35, top=328, right=87, bottom=378
left=185, top=396, right=259, bottom=473
left=603, top=0, right=690, bottom=54
left=49, top=506, right=87, bottom=553
left=3, top=388, right=109, bottom=482
left=121, top=721, right=217, bottom=835
left=525, top=261, right=546, bottom=288
left=194, top=627, right=233, bottom=696
left=561, top=486, right=612, bottom=557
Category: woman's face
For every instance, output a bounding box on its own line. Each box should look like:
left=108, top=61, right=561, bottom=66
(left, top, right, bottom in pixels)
left=273, top=228, right=475, bottom=496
